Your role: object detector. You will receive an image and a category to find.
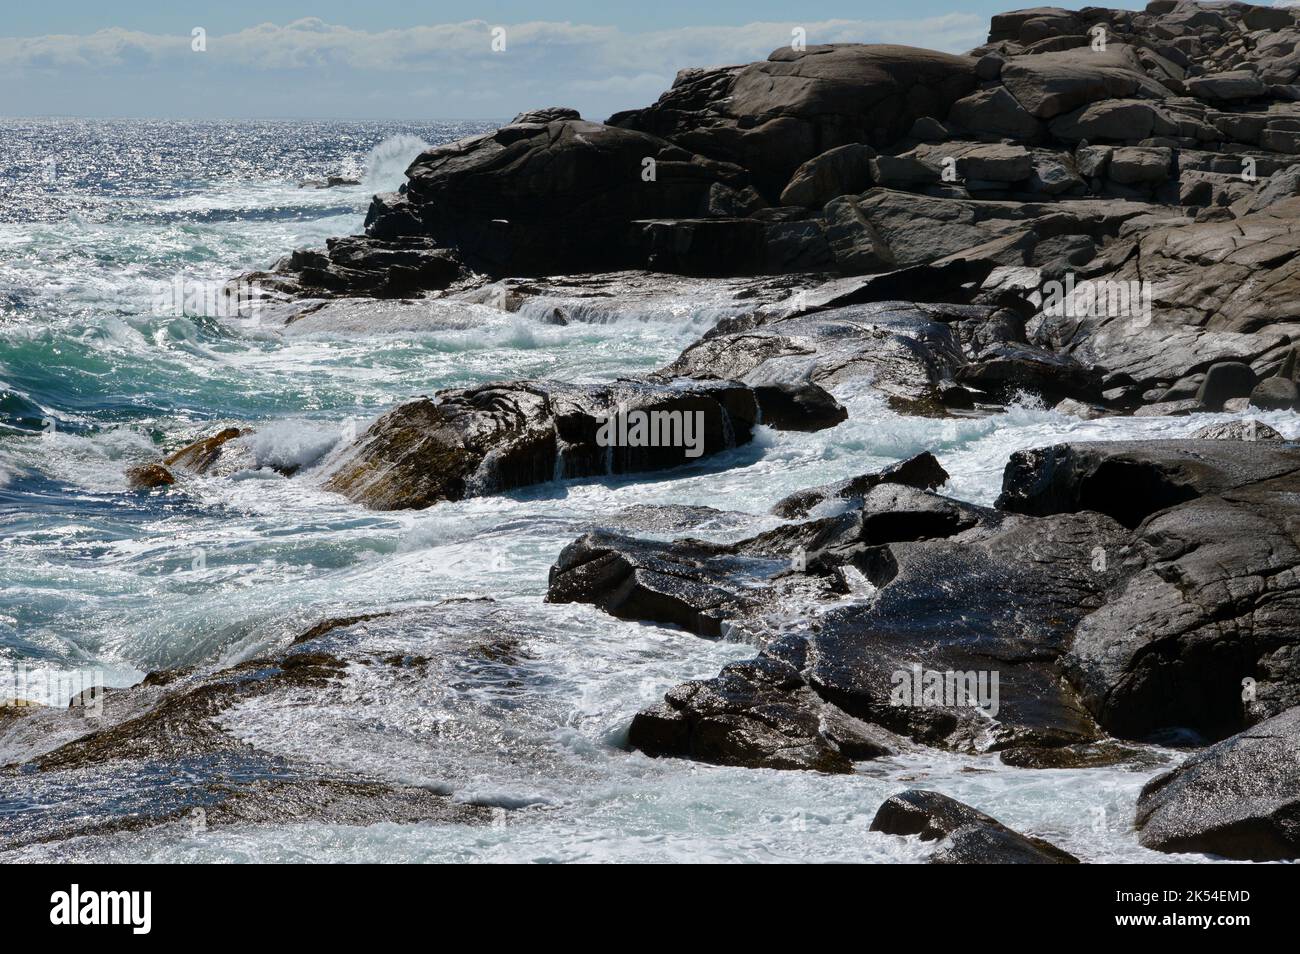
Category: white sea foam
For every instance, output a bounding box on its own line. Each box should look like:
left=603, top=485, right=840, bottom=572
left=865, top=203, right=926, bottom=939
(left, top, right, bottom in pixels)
left=5, top=120, right=1293, bottom=863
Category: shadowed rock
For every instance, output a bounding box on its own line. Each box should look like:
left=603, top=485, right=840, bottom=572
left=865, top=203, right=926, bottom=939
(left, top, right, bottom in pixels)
left=365, top=119, right=748, bottom=275
left=999, top=440, right=1300, bottom=740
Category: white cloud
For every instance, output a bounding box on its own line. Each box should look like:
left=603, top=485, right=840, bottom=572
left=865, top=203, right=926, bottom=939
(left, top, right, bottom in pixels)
left=0, top=15, right=990, bottom=119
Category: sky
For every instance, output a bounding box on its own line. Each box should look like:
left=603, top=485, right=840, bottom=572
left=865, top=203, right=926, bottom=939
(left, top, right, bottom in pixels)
left=0, top=1, right=1151, bottom=121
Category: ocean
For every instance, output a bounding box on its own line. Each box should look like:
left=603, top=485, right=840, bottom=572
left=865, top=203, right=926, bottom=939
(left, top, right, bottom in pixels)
left=1, top=118, right=1290, bottom=862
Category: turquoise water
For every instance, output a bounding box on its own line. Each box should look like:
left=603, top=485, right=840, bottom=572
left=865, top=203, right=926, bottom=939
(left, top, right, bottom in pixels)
left=2, top=118, right=1293, bottom=862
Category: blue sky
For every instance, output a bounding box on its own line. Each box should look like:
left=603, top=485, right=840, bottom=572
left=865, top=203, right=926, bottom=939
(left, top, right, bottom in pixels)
left=0, top=1, right=1149, bottom=120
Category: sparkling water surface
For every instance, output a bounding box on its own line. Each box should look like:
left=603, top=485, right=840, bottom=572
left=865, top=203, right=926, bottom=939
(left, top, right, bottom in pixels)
left=1, top=119, right=1291, bottom=862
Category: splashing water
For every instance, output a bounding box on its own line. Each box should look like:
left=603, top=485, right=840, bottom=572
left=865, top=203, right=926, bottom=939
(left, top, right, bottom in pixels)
left=1, top=119, right=1295, bottom=862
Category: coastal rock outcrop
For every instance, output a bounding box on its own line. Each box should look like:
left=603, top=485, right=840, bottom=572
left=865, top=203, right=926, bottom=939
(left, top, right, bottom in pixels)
left=549, top=439, right=1300, bottom=771
left=1135, top=705, right=1300, bottom=860
left=0, top=603, right=549, bottom=849
left=999, top=440, right=1300, bottom=740
left=552, top=459, right=1130, bottom=763
left=236, top=2, right=1300, bottom=419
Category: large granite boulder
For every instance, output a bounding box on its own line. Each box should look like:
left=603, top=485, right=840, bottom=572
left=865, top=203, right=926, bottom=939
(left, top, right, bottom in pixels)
left=999, top=46, right=1170, bottom=119
left=321, top=380, right=765, bottom=509
left=612, top=45, right=979, bottom=195
left=1034, top=197, right=1300, bottom=390
left=998, top=440, right=1300, bottom=741
left=658, top=301, right=972, bottom=415
left=1136, top=705, right=1300, bottom=861
left=364, top=119, right=748, bottom=275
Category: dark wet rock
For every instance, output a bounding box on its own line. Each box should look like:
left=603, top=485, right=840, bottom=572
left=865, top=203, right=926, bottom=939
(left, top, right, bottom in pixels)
left=999, top=440, right=1300, bottom=741
left=164, top=427, right=251, bottom=475
left=955, top=341, right=1100, bottom=402
left=290, top=612, right=394, bottom=647
left=562, top=437, right=1300, bottom=771
left=627, top=657, right=874, bottom=773
left=752, top=382, right=848, bottom=430
left=870, top=789, right=1079, bottom=863
left=771, top=452, right=949, bottom=518
left=365, top=119, right=749, bottom=276
left=321, top=379, right=763, bottom=510
left=998, top=740, right=1166, bottom=770
left=1136, top=705, right=1300, bottom=860
left=545, top=530, right=786, bottom=638
left=603, top=504, right=755, bottom=534
left=931, top=821, right=1080, bottom=864
left=249, top=236, right=468, bottom=300
left=556, top=473, right=1128, bottom=758
left=125, top=463, right=175, bottom=490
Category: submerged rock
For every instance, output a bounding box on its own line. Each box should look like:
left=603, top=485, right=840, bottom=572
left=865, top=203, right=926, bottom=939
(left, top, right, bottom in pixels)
left=0, top=602, right=553, bottom=850
left=771, top=451, right=950, bottom=518
left=164, top=427, right=253, bottom=476
left=125, top=463, right=176, bottom=490
left=871, top=789, right=1079, bottom=863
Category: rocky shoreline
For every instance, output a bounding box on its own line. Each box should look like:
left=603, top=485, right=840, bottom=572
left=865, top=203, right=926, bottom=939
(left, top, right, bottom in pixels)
left=18, top=2, right=1300, bottom=862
